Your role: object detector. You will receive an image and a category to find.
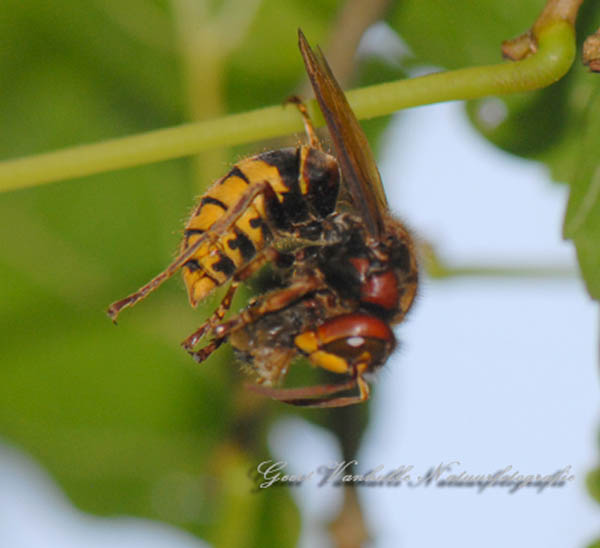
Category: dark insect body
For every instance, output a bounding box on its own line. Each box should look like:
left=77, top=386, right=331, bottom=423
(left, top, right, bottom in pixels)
left=107, top=30, right=418, bottom=407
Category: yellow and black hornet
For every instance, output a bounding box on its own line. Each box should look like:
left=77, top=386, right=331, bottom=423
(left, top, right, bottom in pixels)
left=108, top=30, right=418, bottom=408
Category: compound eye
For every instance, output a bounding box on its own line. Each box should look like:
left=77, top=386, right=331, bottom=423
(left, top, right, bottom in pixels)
left=323, top=336, right=389, bottom=368
left=296, top=314, right=395, bottom=373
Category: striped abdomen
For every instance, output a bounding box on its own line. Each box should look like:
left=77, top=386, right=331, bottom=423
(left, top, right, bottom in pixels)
left=181, top=146, right=339, bottom=306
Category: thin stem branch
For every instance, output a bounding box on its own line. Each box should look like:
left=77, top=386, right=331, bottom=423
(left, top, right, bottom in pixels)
left=503, top=0, right=582, bottom=59
left=421, top=242, right=576, bottom=280
left=533, top=0, right=583, bottom=35
left=427, top=265, right=576, bottom=280
left=0, top=20, right=576, bottom=194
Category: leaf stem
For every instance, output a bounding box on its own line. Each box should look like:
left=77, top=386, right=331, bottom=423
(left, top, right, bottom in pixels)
left=421, top=242, right=577, bottom=280
left=0, top=21, right=575, bottom=193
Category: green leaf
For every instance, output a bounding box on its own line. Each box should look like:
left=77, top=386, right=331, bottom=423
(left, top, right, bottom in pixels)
left=464, top=2, right=600, bottom=181
left=386, top=0, right=544, bottom=69
left=563, top=84, right=600, bottom=300
left=226, top=0, right=339, bottom=112
left=588, top=466, right=600, bottom=505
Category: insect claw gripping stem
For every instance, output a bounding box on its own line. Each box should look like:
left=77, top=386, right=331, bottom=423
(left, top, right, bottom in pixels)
left=285, top=95, right=321, bottom=149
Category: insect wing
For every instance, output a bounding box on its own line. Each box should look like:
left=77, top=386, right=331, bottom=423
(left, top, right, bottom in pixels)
left=298, top=29, right=387, bottom=237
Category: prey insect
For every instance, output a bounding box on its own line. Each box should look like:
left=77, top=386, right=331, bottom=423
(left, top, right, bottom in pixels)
left=107, top=30, right=418, bottom=408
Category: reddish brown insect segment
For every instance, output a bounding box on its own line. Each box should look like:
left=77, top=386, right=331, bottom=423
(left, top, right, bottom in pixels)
left=349, top=257, right=399, bottom=313
left=295, top=314, right=395, bottom=374
left=107, top=30, right=418, bottom=408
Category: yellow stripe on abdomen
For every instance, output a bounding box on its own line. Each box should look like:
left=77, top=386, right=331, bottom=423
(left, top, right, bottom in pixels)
left=180, top=150, right=300, bottom=306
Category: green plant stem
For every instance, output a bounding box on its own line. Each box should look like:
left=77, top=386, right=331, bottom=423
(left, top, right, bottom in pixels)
left=422, top=239, right=577, bottom=279
left=0, top=22, right=575, bottom=193
left=428, top=265, right=576, bottom=280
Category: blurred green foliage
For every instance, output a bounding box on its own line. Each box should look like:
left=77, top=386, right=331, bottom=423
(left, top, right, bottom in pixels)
left=387, top=0, right=545, bottom=68
left=587, top=433, right=600, bottom=547
left=1, top=0, right=599, bottom=546
left=589, top=466, right=600, bottom=504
